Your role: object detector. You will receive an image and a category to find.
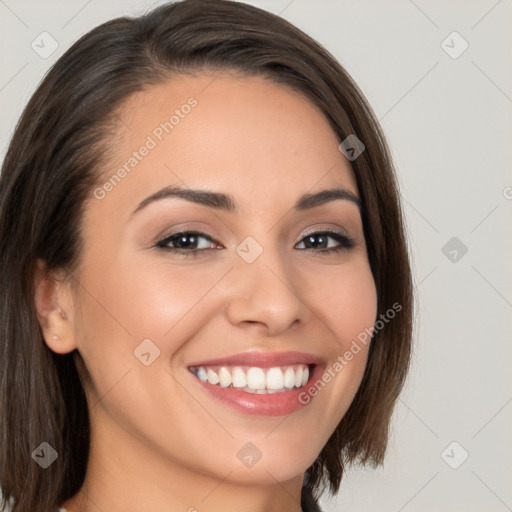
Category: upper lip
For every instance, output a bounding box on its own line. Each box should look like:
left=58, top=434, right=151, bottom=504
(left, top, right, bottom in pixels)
left=187, top=350, right=325, bottom=368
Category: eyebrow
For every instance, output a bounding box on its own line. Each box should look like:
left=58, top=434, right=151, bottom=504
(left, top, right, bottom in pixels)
left=129, top=184, right=361, bottom=218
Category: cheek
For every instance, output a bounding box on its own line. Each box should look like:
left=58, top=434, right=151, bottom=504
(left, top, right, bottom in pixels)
left=120, top=259, right=228, bottom=342
left=72, top=255, right=229, bottom=396
left=77, top=251, right=218, bottom=341
left=299, top=258, right=377, bottom=431
left=307, top=258, right=378, bottom=346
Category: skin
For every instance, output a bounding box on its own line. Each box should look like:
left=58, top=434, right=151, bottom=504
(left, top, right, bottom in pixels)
left=34, top=72, right=377, bottom=512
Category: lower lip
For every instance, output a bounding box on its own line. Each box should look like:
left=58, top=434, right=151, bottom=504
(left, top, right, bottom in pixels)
left=189, top=364, right=325, bottom=416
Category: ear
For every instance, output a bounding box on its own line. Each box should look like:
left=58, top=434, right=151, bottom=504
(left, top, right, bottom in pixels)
left=33, top=258, right=78, bottom=354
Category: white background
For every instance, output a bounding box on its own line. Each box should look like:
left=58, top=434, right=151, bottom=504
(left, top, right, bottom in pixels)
left=1, top=1, right=511, bottom=511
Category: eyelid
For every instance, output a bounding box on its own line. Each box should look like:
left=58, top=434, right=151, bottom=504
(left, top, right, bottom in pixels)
left=154, top=223, right=223, bottom=245
left=298, top=225, right=350, bottom=243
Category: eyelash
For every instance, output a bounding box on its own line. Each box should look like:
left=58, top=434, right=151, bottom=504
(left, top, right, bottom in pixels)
left=155, top=229, right=355, bottom=256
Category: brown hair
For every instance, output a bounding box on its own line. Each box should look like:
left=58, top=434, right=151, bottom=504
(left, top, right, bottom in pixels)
left=0, top=1, right=413, bottom=510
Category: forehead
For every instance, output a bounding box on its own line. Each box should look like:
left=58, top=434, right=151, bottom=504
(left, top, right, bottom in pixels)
left=89, top=72, right=358, bottom=220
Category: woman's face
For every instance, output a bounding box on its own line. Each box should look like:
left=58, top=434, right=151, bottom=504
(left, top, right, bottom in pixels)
left=62, top=73, right=377, bottom=487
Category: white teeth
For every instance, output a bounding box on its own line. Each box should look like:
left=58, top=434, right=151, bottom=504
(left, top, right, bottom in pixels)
left=266, top=367, right=284, bottom=390
left=246, top=367, right=266, bottom=390
left=206, top=368, right=219, bottom=385
left=190, top=363, right=312, bottom=392
left=232, top=367, right=247, bottom=388
left=294, top=365, right=303, bottom=387
left=197, top=366, right=208, bottom=382
left=283, top=367, right=295, bottom=389
left=218, top=367, right=232, bottom=388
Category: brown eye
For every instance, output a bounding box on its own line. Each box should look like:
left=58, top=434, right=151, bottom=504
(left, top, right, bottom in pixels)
left=156, top=231, right=220, bottom=255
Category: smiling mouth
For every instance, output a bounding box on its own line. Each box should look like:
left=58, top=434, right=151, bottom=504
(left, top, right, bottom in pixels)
left=188, top=363, right=314, bottom=394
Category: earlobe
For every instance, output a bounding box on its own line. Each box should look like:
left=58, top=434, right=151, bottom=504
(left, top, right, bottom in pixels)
left=33, top=258, right=78, bottom=354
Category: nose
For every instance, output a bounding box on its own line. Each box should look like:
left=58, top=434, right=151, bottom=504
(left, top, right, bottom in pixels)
left=224, top=243, right=312, bottom=336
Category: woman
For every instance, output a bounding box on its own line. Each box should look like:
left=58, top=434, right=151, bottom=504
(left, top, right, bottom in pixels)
left=0, top=1, right=413, bottom=511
